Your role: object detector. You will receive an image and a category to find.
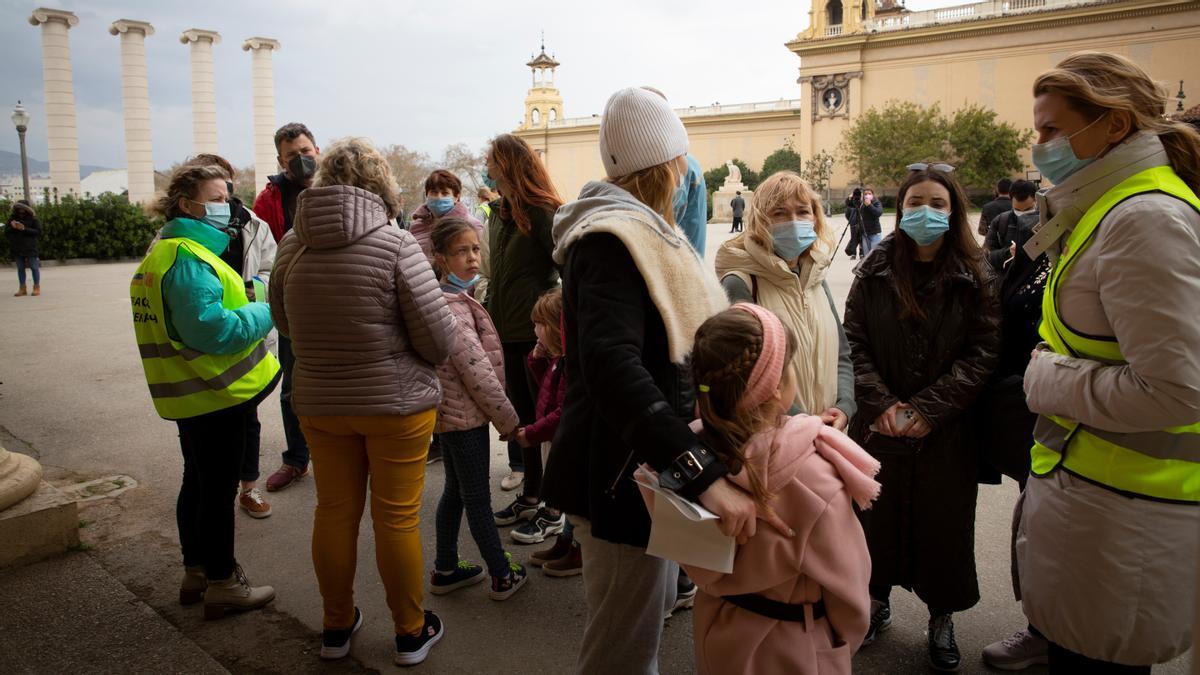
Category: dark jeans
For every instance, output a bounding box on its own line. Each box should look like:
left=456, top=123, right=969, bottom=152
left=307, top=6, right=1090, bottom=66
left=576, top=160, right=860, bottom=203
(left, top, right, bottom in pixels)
left=503, top=341, right=538, bottom=481
left=176, top=401, right=255, bottom=580
left=239, top=408, right=262, bottom=483
left=15, top=255, right=40, bottom=287
left=1048, top=642, right=1151, bottom=674
left=277, top=336, right=310, bottom=469
left=845, top=223, right=863, bottom=256
left=435, top=425, right=508, bottom=577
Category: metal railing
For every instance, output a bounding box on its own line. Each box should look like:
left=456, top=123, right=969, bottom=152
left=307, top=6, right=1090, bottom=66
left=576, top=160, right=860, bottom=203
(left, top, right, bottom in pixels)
left=865, top=0, right=1091, bottom=31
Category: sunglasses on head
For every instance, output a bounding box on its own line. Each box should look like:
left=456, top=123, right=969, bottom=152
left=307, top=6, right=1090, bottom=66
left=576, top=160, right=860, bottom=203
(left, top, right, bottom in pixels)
left=907, top=162, right=955, bottom=173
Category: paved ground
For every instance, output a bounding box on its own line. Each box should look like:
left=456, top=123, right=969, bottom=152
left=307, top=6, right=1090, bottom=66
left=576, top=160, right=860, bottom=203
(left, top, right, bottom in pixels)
left=0, top=218, right=1190, bottom=674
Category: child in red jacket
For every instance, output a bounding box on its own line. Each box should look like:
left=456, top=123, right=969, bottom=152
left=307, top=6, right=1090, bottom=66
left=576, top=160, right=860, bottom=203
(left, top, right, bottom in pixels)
left=514, top=289, right=580, bottom=575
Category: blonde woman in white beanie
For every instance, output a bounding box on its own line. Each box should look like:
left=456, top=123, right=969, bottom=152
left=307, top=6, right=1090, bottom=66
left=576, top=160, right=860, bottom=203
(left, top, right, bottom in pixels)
left=543, top=87, right=792, bottom=674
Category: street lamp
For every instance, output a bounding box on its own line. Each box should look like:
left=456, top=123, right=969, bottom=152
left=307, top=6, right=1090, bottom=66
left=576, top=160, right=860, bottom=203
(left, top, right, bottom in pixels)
left=1177, top=80, right=1187, bottom=113
left=10, top=101, right=31, bottom=203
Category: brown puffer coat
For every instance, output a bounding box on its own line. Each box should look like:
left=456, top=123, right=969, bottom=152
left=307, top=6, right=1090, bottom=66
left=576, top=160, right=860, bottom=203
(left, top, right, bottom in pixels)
left=270, top=185, right=456, bottom=417
left=435, top=288, right=519, bottom=434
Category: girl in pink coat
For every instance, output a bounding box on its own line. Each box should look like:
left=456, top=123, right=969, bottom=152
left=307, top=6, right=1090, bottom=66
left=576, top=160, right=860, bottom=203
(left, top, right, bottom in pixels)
left=428, top=217, right=528, bottom=601
left=645, top=303, right=880, bottom=674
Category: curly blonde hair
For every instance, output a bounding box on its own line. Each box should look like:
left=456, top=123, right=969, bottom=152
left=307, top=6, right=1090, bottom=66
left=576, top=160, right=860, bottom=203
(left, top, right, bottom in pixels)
left=149, top=163, right=227, bottom=221
left=314, top=137, right=402, bottom=218
left=744, top=171, right=833, bottom=257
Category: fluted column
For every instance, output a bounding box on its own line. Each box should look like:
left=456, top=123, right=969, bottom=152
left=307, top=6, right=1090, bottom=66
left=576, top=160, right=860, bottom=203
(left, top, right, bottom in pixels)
left=28, top=8, right=81, bottom=198
left=109, top=20, right=155, bottom=204
left=180, top=29, right=221, bottom=154
left=242, top=38, right=281, bottom=190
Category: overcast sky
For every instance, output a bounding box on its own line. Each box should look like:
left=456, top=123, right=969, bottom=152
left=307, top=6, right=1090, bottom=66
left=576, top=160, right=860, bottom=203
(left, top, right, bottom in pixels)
left=2, top=0, right=959, bottom=172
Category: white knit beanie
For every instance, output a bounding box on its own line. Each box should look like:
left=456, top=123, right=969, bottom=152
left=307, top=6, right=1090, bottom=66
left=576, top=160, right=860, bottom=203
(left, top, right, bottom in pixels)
left=598, top=87, right=689, bottom=179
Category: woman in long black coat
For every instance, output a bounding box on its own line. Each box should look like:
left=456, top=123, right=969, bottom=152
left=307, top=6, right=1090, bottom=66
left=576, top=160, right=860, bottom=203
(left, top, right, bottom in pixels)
left=844, top=168, right=1000, bottom=672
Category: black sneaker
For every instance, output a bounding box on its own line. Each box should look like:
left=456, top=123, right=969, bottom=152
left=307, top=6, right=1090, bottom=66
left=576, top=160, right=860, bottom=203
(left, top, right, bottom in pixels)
left=511, top=508, right=565, bottom=544
left=928, top=613, right=961, bottom=672
left=429, top=559, right=486, bottom=595
left=394, top=610, right=443, bottom=667
left=489, top=552, right=528, bottom=601
left=862, top=599, right=892, bottom=647
left=665, top=578, right=697, bottom=619
left=320, top=607, right=363, bottom=659
left=493, top=498, right=540, bottom=526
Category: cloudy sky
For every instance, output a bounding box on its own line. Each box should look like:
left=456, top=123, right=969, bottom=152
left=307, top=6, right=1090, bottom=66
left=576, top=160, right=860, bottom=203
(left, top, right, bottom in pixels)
left=2, top=0, right=957, bottom=172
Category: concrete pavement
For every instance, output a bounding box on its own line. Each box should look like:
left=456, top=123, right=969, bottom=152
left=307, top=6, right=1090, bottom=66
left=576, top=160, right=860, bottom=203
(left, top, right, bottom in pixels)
left=0, top=218, right=1190, bottom=673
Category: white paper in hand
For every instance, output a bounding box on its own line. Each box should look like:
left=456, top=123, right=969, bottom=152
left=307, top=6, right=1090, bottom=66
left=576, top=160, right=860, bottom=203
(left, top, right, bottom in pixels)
left=633, top=467, right=736, bottom=574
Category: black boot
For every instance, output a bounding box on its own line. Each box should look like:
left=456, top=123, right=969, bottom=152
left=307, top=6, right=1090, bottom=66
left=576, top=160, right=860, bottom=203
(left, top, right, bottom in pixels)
left=928, top=613, right=960, bottom=672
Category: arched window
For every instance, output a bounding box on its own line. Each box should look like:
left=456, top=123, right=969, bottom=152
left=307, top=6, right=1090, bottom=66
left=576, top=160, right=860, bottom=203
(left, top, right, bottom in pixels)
left=861, top=0, right=868, bottom=19
left=828, top=0, right=844, bottom=25
left=532, top=108, right=542, bottom=125
left=549, top=108, right=558, bottom=122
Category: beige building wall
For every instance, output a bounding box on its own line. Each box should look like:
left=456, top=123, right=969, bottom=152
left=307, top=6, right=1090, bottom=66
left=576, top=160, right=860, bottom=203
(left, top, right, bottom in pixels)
left=517, top=107, right=804, bottom=202
left=791, top=0, right=1200, bottom=190
left=28, top=8, right=82, bottom=198
left=109, top=20, right=155, bottom=205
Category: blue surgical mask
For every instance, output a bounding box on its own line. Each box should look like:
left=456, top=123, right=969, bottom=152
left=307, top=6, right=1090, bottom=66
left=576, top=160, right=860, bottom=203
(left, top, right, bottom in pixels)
left=427, top=197, right=455, bottom=216
left=193, top=201, right=231, bottom=229
left=1031, top=113, right=1107, bottom=184
left=672, top=184, right=688, bottom=224
left=771, top=220, right=818, bottom=260
left=482, top=169, right=497, bottom=190
left=447, top=271, right=480, bottom=291
left=899, top=205, right=951, bottom=246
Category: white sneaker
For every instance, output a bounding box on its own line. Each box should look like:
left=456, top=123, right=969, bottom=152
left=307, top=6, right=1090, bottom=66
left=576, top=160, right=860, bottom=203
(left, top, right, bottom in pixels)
left=500, top=471, right=524, bottom=491
left=982, top=629, right=1049, bottom=670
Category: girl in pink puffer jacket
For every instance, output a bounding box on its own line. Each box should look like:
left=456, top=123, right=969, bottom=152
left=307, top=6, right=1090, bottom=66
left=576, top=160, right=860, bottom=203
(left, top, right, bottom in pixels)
left=428, top=217, right=528, bottom=601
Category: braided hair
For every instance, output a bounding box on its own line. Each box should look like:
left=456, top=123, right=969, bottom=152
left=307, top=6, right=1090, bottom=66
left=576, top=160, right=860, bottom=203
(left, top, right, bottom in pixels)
left=691, top=307, right=797, bottom=511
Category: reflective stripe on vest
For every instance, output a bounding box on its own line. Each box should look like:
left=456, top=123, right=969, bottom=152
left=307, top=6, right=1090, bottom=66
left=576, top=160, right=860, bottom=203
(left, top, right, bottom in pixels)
left=131, top=238, right=280, bottom=420
left=1031, top=165, right=1200, bottom=503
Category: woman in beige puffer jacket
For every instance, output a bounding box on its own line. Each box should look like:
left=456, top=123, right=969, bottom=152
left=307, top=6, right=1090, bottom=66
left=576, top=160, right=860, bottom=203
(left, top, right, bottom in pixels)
left=269, top=137, right=455, bottom=665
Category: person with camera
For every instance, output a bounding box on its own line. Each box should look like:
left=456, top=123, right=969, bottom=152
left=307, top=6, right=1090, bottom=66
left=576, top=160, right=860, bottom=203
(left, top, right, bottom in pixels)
left=844, top=166, right=1000, bottom=672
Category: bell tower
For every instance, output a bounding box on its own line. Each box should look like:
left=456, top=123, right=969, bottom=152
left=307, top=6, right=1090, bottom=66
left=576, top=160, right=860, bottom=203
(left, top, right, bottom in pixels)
left=521, top=35, right=563, bottom=130
left=800, top=0, right=878, bottom=38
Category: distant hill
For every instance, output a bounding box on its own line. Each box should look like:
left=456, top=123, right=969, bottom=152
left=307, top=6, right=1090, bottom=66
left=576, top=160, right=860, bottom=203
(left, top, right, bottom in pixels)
left=0, top=149, right=112, bottom=179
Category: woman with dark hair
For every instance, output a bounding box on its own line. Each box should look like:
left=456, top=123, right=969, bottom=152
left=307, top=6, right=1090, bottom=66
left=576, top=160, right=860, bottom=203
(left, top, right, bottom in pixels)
left=6, top=200, right=42, bottom=296
left=844, top=167, right=1000, bottom=672
left=485, top=134, right=566, bottom=537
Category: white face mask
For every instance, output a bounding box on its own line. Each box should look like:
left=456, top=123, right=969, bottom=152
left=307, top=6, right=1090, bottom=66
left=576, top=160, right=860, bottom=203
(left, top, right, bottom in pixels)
left=1013, top=207, right=1038, bottom=216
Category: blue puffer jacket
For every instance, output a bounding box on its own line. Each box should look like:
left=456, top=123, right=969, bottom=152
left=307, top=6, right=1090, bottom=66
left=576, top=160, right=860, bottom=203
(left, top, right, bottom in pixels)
left=159, top=218, right=273, bottom=355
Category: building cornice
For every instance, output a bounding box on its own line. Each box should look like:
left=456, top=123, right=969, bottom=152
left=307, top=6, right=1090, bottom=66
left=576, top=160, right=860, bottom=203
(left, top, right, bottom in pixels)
left=786, top=0, right=1197, bottom=57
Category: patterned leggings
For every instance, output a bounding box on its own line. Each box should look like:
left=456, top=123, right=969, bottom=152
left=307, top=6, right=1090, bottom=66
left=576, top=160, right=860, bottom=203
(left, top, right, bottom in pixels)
left=435, top=425, right=508, bottom=577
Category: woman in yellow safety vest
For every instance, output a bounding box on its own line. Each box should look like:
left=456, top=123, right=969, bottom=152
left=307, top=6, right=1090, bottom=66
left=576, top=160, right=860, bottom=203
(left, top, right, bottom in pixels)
left=132, top=163, right=281, bottom=621
left=1012, top=52, right=1200, bottom=673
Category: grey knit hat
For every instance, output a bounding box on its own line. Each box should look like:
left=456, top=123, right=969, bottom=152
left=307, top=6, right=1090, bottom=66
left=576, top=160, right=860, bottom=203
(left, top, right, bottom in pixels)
left=598, top=87, right=689, bottom=179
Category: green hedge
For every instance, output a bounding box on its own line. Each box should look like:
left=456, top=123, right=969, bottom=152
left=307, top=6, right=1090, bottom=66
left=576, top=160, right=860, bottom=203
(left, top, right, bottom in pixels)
left=0, top=194, right=162, bottom=263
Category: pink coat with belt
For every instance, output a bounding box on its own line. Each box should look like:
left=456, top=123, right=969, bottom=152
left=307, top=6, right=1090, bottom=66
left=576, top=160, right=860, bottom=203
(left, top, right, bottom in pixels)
left=409, top=202, right=484, bottom=264
left=644, top=415, right=879, bottom=675
left=435, top=288, right=519, bottom=435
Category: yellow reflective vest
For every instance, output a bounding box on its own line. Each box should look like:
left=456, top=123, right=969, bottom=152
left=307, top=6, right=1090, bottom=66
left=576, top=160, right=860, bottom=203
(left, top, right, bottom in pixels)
left=131, top=238, right=280, bottom=420
left=1031, top=165, right=1200, bottom=503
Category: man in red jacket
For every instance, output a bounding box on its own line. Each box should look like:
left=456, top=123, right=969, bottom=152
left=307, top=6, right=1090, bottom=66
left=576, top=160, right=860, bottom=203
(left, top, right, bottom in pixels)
left=255, top=122, right=320, bottom=491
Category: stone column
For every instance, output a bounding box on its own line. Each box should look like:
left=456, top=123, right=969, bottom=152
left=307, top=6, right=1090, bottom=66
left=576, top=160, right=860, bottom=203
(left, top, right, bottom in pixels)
left=180, top=29, right=221, bottom=154
left=109, top=20, right=155, bottom=205
left=28, top=8, right=81, bottom=198
left=242, top=38, right=281, bottom=190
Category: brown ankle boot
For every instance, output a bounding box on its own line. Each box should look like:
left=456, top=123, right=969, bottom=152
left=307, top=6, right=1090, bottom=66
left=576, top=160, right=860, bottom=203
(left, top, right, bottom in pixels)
left=31, top=284, right=40, bottom=296
left=13, top=285, right=27, bottom=297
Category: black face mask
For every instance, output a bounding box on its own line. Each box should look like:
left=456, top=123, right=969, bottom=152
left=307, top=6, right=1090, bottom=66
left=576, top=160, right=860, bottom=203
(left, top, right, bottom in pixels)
left=287, top=154, right=317, bottom=183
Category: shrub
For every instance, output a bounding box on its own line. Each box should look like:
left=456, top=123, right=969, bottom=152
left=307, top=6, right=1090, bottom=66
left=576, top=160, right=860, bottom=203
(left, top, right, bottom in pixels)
left=0, top=194, right=162, bottom=263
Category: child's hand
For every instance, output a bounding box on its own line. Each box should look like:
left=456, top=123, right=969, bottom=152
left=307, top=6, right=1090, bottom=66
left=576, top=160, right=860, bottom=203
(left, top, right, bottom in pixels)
left=819, top=407, right=848, bottom=431
left=516, top=428, right=531, bottom=448
left=531, top=342, right=548, bottom=358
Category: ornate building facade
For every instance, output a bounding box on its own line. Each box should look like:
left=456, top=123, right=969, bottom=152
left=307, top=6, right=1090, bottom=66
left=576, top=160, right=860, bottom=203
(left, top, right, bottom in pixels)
left=516, top=0, right=1199, bottom=199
